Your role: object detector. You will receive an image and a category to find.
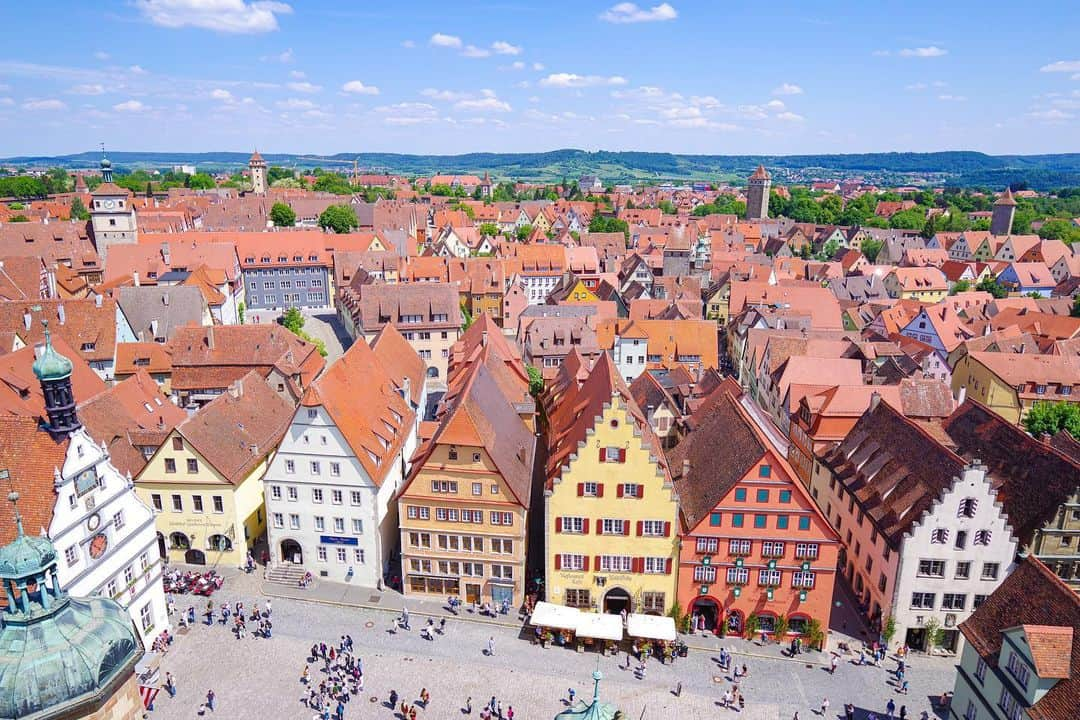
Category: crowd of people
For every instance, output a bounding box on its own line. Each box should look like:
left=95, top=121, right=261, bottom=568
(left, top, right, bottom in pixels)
left=301, top=637, right=363, bottom=720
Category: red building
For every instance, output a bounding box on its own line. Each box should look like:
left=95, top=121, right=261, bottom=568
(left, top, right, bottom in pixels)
left=669, top=386, right=840, bottom=639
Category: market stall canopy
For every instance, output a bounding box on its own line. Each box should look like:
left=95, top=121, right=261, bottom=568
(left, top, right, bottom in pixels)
left=530, top=601, right=582, bottom=630
left=626, top=613, right=676, bottom=641
left=575, top=612, right=623, bottom=641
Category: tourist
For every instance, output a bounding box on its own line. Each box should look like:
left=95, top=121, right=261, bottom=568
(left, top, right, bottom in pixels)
left=844, top=702, right=856, bottom=720
left=821, top=697, right=830, bottom=716
left=487, top=636, right=496, bottom=656
left=389, top=689, right=398, bottom=708
left=164, top=671, right=176, bottom=698
left=830, top=654, right=839, bottom=674
left=465, top=696, right=472, bottom=714
left=206, top=689, right=215, bottom=712
left=887, top=698, right=896, bottom=718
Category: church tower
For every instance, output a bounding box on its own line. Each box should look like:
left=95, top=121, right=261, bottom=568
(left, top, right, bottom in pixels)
left=89, top=152, right=137, bottom=264
left=990, top=187, right=1016, bottom=236
left=249, top=150, right=268, bottom=195
left=745, top=164, right=771, bottom=220
left=32, top=321, right=81, bottom=435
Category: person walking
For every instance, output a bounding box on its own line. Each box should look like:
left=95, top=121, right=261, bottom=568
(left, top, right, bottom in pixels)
left=164, top=672, right=176, bottom=698
left=507, top=706, right=514, bottom=720
left=820, top=697, right=829, bottom=717
left=389, top=689, right=398, bottom=708
left=401, top=606, right=410, bottom=630
left=206, top=689, right=215, bottom=712
left=464, top=696, right=472, bottom=714
left=886, top=698, right=896, bottom=718
left=830, top=654, right=839, bottom=674
left=486, top=636, right=495, bottom=656
left=899, top=706, right=907, bottom=720
left=568, top=687, right=576, bottom=705
left=844, top=702, right=856, bottom=720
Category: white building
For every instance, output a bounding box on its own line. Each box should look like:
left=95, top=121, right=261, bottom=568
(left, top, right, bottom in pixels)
left=810, top=399, right=1017, bottom=654
left=263, top=326, right=423, bottom=586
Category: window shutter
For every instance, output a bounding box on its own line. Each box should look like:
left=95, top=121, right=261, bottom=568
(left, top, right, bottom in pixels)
left=597, top=484, right=604, bottom=498
left=633, top=557, right=644, bottom=573
left=555, top=517, right=563, bottom=533
left=622, top=521, right=630, bottom=536
left=665, top=558, right=672, bottom=574
left=617, top=484, right=624, bottom=498
left=577, top=483, right=584, bottom=497
left=637, top=485, right=644, bottom=500
left=618, top=448, right=626, bottom=463
left=598, top=448, right=606, bottom=463
left=594, top=555, right=601, bottom=571
left=636, top=520, right=643, bottom=537
left=663, top=521, right=671, bottom=537
left=582, top=556, right=590, bottom=572
left=583, top=518, right=590, bottom=534
left=554, top=554, right=562, bottom=570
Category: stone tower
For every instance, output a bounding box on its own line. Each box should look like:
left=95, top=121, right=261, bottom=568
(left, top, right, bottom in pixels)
left=746, top=164, right=771, bottom=220
left=89, top=152, right=137, bottom=264
left=32, top=321, right=81, bottom=435
left=990, top=187, right=1016, bottom=236
left=249, top=150, right=268, bottom=195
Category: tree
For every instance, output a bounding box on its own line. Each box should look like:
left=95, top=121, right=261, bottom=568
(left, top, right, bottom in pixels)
left=1037, top=218, right=1080, bottom=245
left=923, top=617, right=943, bottom=652
left=270, top=202, right=297, bottom=228
left=1023, top=401, right=1080, bottom=438
left=976, top=276, right=1009, bottom=299
left=772, top=615, right=789, bottom=643
left=186, top=173, right=216, bottom=190
left=7, top=202, right=23, bottom=210
left=817, top=238, right=840, bottom=261
left=477, top=223, right=499, bottom=237
left=882, top=616, right=897, bottom=646
left=9, top=214, right=29, bottom=222
left=281, top=307, right=305, bottom=333
left=69, top=197, right=90, bottom=221
left=861, top=238, right=884, bottom=263
left=145, top=181, right=154, bottom=198
left=802, top=618, right=825, bottom=651
left=526, top=365, right=544, bottom=397
left=889, top=208, right=926, bottom=230
left=515, top=224, right=533, bottom=241
left=313, top=173, right=353, bottom=195
left=658, top=200, right=676, bottom=215
left=588, top=215, right=630, bottom=240
left=237, top=301, right=245, bottom=325
left=949, top=279, right=972, bottom=295
left=744, top=613, right=760, bottom=641
left=318, top=204, right=359, bottom=234
left=267, top=166, right=294, bottom=184
left=460, top=302, right=473, bottom=332
left=667, top=601, right=690, bottom=635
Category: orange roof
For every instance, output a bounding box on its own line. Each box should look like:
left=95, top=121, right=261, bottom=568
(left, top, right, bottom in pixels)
left=115, top=342, right=174, bottom=376
left=728, top=280, right=844, bottom=330
left=1018, top=625, right=1073, bottom=679
left=0, top=336, right=106, bottom=419
left=0, top=416, right=67, bottom=545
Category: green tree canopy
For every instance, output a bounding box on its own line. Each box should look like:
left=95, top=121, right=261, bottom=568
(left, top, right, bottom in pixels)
left=186, top=173, right=216, bottom=190
left=860, top=238, right=884, bottom=263
left=976, top=276, right=1009, bottom=299
left=889, top=208, right=926, bottom=230
left=478, top=222, right=500, bottom=237
left=281, top=307, right=305, bottom=333
left=69, top=197, right=90, bottom=221
left=270, top=202, right=297, bottom=227
left=515, top=224, right=533, bottom=241
left=588, top=215, right=630, bottom=239
left=318, top=204, right=359, bottom=234
left=1023, top=401, right=1080, bottom=439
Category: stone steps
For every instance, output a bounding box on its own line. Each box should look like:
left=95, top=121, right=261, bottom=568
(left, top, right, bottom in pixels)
left=265, top=563, right=308, bottom=586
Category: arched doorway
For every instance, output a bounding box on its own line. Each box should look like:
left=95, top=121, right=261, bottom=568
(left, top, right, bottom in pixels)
left=168, top=532, right=190, bottom=551
left=281, top=539, right=303, bottom=564
left=156, top=532, right=167, bottom=560
left=689, top=597, right=720, bottom=634
left=207, top=534, right=233, bottom=552
left=726, top=609, right=744, bottom=636
left=426, top=366, right=440, bottom=379
left=602, top=586, right=631, bottom=615
left=185, top=549, right=206, bottom=565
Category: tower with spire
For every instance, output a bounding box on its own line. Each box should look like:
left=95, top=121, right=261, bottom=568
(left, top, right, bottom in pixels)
left=249, top=150, right=268, bottom=195
left=89, top=145, right=137, bottom=263
left=990, top=187, right=1017, bottom=236
left=745, top=164, right=771, bottom=220
left=32, top=321, right=80, bottom=435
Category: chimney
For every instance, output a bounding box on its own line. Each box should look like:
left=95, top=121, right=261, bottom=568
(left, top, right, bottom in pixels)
left=162, top=293, right=169, bottom=306
left=250, top=443, right=259, bottom=456
left=481, top=330, right=488, bottom=347
left=23, top=310, right=31, bottom=332
left=207, top=325, right=215, bottom=350
left=956, top=386, right=967, bottom=406
left=869, top=391, right=882, bottom=412
left=133, top=271, right=140, bottom=287
left=95, top=293, right=102, bottom=308
left=161, top=242, right=171, bottom=265
left=681, top=458, right=690, bottom=478
left=57, top=303, right=66, bottom=325
left=402, top=376, right=411, bottom=403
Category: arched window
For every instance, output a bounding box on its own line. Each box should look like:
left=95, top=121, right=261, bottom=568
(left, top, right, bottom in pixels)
left=168, top=532, right=190, bottom=550
left=207, top=534, right=233, bottom=552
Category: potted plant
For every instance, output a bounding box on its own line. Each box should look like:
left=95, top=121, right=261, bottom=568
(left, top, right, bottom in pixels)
left=745, top=613, right=760, bottom=641
left=773, top=615, right=790, bottom=643
left=803, top=618, right=826, bottom=652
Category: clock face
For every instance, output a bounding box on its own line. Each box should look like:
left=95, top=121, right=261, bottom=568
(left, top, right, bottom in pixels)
left=75, top=467, right=98, bottom=496
left=87, top=513, right=101, bottom=532
left=103, top=199, right=116, bottom=209
left=89, top=533, right=108, bottom=560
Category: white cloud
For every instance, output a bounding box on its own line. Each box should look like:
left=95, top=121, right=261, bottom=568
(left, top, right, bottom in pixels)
left=289, top=70, right=305, bottom=79
left=430, top=33, right=462, bottom=49
left=765, top=99, right=785, bottom=110
left=599, top=2, right=677, bottom=23
left=509, top=61, right=526, bottom=70
left=772, top=83, right=803, bottom=96
left=533, top=62, right=545, bottom=71
left=401, top=39, right=415, bottom=48
left=373, top=101, right=438, bottom=126
left=540, top=73, right=627, bottom=88
left=1027, top=109, right=1073, bottom=121
left=113, top=99, right=147, bottom=112
left=135, top=0, right=292, bottom=34
left=455, top=96, right=512, bottom=112
left=0, top=98, right=14, bottom=106
left=421, top=88, right=470, bottom=102
left=776, top=111, right=804, bottom=122
left=937, top=94, right=967, bottom=102
left=277, top=48, right=294, bottom=63
left=341, top=80, right=379, bottom=95
left=462, top=45, right=491, bottom=58
left=129, top=64, right=148, bottom=75
left=491, top=40, right=522, bottom=55
left=21, top=98, right=66, bottom=111
left=276, top=97, right=315, bottom=109
left=210, top=88, right=235, bottom=102
left=69, top=83, right=105, bottom=95
left=899, top=46, right=947, bottom=58
left=93, top=51, right=110, bottom=61
left=287, top=81, right=321, bottom=93
left=905, top=82, right=927, bottom=90
left=872, top=50, right=891, bottom=57
left=1040, top=60, right=1080, bottom=73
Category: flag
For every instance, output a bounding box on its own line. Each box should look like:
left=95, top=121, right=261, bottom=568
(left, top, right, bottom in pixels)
left=139, top=685, right=160, bottom=710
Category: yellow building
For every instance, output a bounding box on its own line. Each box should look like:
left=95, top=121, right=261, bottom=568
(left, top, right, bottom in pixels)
left=883, top=267, right=948, bottom=302
left=543, top=350, right=679, bottom=614
left=136, top=371, right=294, bottom=566
left=950, top=351, right=1080, bottom=425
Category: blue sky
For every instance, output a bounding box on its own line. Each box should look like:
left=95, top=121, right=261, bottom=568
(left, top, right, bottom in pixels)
left=0, top=0, right=1077, bottom=157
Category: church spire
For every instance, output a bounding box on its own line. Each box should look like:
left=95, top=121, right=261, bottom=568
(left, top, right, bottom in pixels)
left=99, top=143, right=113, bottom=183
left=32, top=320, right=81, bottom=435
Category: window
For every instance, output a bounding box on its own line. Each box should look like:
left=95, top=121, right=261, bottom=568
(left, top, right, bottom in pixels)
left=330, top=463, right=340, bottom=477
left=186, top=458, right=198, bottom=474
left=171, top=494, right=183, bottom=512
left=64, top=545, right=78, bottom=567
left=729, top=539, right=751, bottom=555
left=911, top=592, right=935, bottom=609
left=779, top=490, right=792, bottom=503
left=973, top=594, right=988, bottom=609
left=693, top=565, right=717, bottom=582
left=942, top=593, right=966, bottom=610
left=795, top=543, right=819, bottom=559
left=753, top=514, right=767, bottom=529
left=559, top=554, right=586, bottom=571
left=964, top=701, right=977, bottom=720
left=955, top=530, right=967, bottom=550
left=998, top=687, right=1022, bottom=720
left=792, top=571, right=815, bottom=589
left=643, top=557, right=668, bottom=574
left=776, top=515, right=789, bottom=530
left=191, top=495, right=204, bottom=514
left=172, top=437, right=183, bottom=451
left=490, top=512, right=513, bottom=526
left=333, top=518, right=345, bottom=533
left=472, top=482, right=483, bottom=496
left=287, top=486, right=298, bottom=502
left=959, top=497, right=978, bottom=517
left=762, top=541, right=785, bottom=557
left=432, top=481, right=458, bottom=494
left=312, top=488, right=323, bottom=504
left=918, top=560, right=946, bottom=577
left=756, top=489, right=769, bottom=503
left=317, top=546, right=327, bottom=562
left=314, top=516, right=325, bottom=532
left=565, top=589, right=591, bottom=608
left=726, top=567, right=749, bottom=584
left=709, top=512, right=721, bottom=527
left=490, top=538, right=513, bottom=554
left=603, top=446, right=624, bottom=463
left=310, top=461, right=321, bottom=475
left=620, top=483, right=641, bottom=498
left=878, top=574, right=887, bottom=592
left=931, top=528, right=949, bottom=544
left=599, top=556, right=632, bottom=573
left=975, top=658, right=987, bottom=683
left=640, top=592, right=665, bottom=613
left=981, top=562, right=1000, bottom=580
left=307, top=408, right=318, bottom=419
left=164, top=458, right=176, bottom=474
left=106, top=579, right=117, bottom=597
left=758, top=569, right=781, bottom=586
left=436, top=508, right=448, bottom=522
left=354, top=548, right=365, bottom=564
left=285, top=460, right=295, bottom=474
left=289, top=514, right=300, bottom=530
left=559, top=516, right=585, bottom=534
left=212, top=496, right=223, bottom=513
left=352, top=519, right=363, bottom=534
left=491, top=564, right=513, bottom=579
left=350, top=491, right=361, bottom=506
left=332, top=490, right=343, bottom=505
left=955, top=561, right=971, bottom=579
left=732, top=513, right=744, bottom=528
left=641, top=520, right=665, bottom=537
left=974, top=530, right=992, bottom=546
left=734, top=488, right=747, bottom=502
left=140, top=603, right=153, bottom=632
left=272, top=513, right=284, bottom=528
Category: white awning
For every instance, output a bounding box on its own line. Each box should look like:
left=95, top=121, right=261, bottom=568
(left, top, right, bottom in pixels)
left=575, top=612, right=623, bottom=641
left=626, top=613, right=677, bottom=641
left=529, top=600, right=581, bottom=630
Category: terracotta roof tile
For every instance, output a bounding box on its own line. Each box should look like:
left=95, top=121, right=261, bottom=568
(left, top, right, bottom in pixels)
left=0, top=416, right=67, bottom=545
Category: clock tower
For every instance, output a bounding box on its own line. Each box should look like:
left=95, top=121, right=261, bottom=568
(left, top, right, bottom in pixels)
left=89, top=153, right=138, bottom=264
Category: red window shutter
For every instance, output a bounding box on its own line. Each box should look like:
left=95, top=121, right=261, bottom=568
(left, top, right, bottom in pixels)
left=594, top=555, right=601, bottom=571
left=555, top=517, right=563, bottom=533
left=638, top=485, right=644, bottom=500
left=583, top=518, right=590, bottom=534
left=636, top=520, right=643, bottom=536
left=617, top=484, right=624, bottom=498
left=618, top=448, right=626, bottom=463
left=623, top=521, right=630, bottom=536
left=554, top=554, right=562, bottom=570
left=598, top=448, right=606, bottom=463
left=582, top=556, right=590, bottom=572
left=634, top=557, right=644, bottom=573
left=597, top=484, right=604, bottom=498
left=663, top=521, right=671, bottom=537
left=577, top=483, right=584, bottom=497
left=665, top=558, right=672, bottom=574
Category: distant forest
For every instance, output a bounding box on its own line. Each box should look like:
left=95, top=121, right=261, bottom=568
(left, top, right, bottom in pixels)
left=4, top=149, right=1080, bottom=189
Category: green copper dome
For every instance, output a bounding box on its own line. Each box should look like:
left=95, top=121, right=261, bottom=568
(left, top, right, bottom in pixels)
left=31, top=324, right=73, bottom=382
left=0, top=532, right=56, bottom=579
left=99, top=157, right=112, bottom=169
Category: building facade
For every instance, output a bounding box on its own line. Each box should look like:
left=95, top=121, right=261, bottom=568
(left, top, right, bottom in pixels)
left=745, top=165, right=771, bottom=221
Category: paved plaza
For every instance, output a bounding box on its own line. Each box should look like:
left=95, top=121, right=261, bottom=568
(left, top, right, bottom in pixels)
left=149, top=573, right=955, bottom=720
